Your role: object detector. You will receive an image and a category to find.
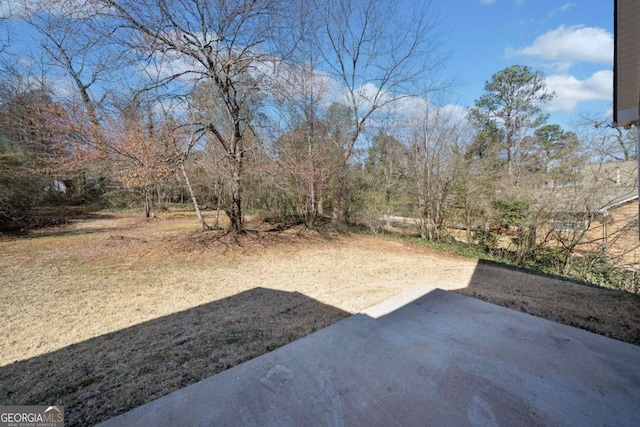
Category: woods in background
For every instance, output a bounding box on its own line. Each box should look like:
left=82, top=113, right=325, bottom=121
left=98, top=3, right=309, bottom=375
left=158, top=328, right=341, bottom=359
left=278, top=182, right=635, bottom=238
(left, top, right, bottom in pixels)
left=1, top=0, right=638, bottom=283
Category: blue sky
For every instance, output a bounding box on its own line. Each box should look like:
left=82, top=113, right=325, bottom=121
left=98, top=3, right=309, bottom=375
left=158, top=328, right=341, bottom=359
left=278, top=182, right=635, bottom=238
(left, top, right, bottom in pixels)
left=438, top=0, right=613, bottom=130
left=2, top=0, right=614, bottom=133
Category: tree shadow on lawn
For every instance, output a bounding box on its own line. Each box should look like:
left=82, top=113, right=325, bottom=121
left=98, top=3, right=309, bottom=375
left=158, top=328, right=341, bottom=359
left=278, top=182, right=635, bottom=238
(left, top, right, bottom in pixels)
left=1, top=211, right=122, bottom=239
left=0, top=287, right=350, bottom=426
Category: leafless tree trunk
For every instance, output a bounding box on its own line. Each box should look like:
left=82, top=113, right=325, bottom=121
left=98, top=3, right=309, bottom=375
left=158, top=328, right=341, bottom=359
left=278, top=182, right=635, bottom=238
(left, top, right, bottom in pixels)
left=180, top=162, right=209, bottom=230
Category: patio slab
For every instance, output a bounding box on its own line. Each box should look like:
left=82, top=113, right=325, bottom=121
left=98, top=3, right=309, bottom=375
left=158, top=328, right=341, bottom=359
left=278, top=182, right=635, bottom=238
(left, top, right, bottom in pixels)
left=99, top=286, right=640, bottom=426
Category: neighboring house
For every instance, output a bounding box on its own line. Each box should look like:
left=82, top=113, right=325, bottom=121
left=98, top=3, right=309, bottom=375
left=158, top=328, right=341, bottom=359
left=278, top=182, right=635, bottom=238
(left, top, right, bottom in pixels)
left=543, top=161, right=639, bottom=266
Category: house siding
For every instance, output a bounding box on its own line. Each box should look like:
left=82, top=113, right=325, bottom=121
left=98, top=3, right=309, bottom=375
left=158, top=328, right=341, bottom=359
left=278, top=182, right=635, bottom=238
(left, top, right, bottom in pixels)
left=600, top=201, right=640, bottom=266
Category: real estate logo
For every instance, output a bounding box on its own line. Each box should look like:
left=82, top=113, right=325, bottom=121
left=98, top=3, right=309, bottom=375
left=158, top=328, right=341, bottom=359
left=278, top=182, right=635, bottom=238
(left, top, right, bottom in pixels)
left=0, top=405, right=64, bottom=427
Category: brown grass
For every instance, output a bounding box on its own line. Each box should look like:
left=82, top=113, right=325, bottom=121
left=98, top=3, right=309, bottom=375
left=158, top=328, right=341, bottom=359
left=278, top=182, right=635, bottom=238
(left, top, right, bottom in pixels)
left=1, top=210, right=639, bottom=426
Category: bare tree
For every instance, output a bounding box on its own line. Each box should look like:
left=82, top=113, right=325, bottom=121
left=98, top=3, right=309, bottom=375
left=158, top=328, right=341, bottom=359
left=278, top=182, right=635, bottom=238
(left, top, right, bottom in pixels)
left=406, top=102, right=468, bottom=240
left=576, top=113, right=638, bottom=162
left=363, top=130, right=409, bottom=228
left=0, top=78, right=69, bottom=230
left=20, top=0, right=134, bottom=156
left=94, top=0, right=297, bottom=232
left=269, top=56, right=334, bottom=225
left=113, top=121, right=172, bottom=218
left=317, top=0, right=442, bottom=226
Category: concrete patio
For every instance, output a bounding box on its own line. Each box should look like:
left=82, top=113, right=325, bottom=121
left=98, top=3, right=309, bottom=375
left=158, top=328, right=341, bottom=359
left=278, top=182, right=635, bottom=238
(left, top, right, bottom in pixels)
left=99, top=286, right=640, bottom=426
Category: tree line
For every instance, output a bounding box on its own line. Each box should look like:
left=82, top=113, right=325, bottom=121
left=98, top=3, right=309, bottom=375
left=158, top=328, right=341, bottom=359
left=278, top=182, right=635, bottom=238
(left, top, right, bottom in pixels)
left=1, top=0, right=638, bottom=282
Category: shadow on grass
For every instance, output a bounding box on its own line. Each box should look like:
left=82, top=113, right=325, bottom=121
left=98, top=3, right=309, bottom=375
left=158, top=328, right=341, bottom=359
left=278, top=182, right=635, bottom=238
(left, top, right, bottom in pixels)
left=453, top=259, right=640, bottom=346
left=0, top=211, right=122, bottom=240
left=98, top=287, right=640, bottom=427
left=0, top=287, right=349, bottom=426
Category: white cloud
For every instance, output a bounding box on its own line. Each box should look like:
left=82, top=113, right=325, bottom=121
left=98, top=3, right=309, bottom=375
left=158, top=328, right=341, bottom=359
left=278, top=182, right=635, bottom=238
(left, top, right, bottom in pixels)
left=394, top=95, right=429, bottom=117
left=545, top=70, right=612, bottom=113
left=440, top=104, right=469, bottom=123
left=2, top=0, right=51, bottom=18
left=393, top=96, right=468, bottom=126
left=516, top=25, right=613, bottom=66
left=549, top=2, right=576, bottom=16
left=2, top=0, right=101, bottom=19
left=480, top=0, right=496, bottom=5
left=335, top=82, right=390, bottom=114
left=0, top=0, right=28, bottom=18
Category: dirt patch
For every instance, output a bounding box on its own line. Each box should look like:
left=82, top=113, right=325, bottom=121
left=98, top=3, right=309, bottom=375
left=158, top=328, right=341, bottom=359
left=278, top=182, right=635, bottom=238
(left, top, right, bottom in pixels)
left=1, top=211, right=638, bottom=426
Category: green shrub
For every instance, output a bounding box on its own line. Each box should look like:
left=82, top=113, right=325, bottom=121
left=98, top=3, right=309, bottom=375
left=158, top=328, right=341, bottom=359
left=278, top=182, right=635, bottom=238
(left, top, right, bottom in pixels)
left=566, top=256, right=640, bottom=294
left=389, top=232, right=639, bottom=295
left=530, top=247, right=565, bottom=271
left=472, top=226, right=498, bottom=253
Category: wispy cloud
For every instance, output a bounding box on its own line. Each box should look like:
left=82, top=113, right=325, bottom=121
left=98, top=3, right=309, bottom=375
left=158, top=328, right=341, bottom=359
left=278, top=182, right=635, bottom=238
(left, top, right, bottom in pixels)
left=480, top=0, right=496, bottom=5
left=549, top=2, right=576, bottom=17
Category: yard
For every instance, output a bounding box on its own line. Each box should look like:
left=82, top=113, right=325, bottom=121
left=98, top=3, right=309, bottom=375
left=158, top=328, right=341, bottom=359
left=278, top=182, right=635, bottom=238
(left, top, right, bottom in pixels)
left=1, top=210, right=639, bottom=426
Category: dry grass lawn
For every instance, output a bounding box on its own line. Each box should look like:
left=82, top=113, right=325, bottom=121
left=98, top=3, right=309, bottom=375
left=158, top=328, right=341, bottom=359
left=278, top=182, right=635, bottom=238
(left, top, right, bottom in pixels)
left=1, top=210, right=639, bottom=426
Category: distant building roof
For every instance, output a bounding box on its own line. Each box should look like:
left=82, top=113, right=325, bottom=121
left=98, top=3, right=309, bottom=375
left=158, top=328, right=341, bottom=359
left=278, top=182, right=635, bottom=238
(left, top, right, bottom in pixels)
left=540, top=161, right=638, bottom=215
